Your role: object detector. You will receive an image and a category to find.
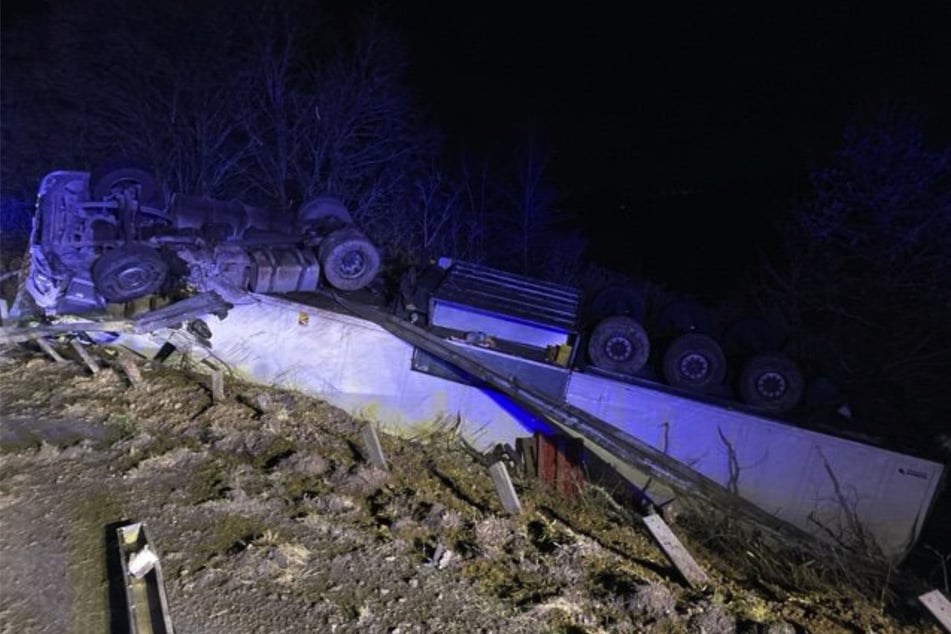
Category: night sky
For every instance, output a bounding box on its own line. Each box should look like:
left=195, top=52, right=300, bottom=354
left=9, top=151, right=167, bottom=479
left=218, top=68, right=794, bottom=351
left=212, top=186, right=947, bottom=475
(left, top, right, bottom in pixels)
left=2, top=1, right=949, bottom=295
left=392, top=2, right=951, bottom=294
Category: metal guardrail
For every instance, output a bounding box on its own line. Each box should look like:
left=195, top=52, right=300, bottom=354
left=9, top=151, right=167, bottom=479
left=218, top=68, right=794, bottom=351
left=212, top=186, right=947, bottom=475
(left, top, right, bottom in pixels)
left=116, top=521, right=175, bottom=634
left=0, top=292, right=232, bottom=345
left=331, top=294, right=859, bottom=554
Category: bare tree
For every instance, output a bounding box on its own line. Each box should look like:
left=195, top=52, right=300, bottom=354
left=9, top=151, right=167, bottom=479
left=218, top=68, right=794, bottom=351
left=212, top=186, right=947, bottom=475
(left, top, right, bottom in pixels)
left=235, top=5, right=438, bottom=222
left=448, top=156, right=495, bottom=263
left=489, top=135, right=588, bottom=281
left=393, top=153, right=497, bottom=266
left=492, top=136, right=558, bottom=274
left=6, top=0, right=437, bottom=214
left=406, top=159, right=462, bottom=258
left=14, top=0, right=264, bottom=196
left=2, top=0, right=586, bottom=289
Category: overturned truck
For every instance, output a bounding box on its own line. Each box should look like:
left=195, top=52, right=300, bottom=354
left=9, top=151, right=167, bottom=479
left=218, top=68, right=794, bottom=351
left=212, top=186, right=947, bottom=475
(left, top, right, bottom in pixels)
left=7, top=170, right=947, bottom=566
left=23, top=164, right=381, bottom=316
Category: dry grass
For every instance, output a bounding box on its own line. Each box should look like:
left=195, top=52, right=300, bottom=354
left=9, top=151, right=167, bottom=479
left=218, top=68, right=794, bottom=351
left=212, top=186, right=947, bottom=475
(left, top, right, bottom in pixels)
left=0, top=337, right=944, bottom=633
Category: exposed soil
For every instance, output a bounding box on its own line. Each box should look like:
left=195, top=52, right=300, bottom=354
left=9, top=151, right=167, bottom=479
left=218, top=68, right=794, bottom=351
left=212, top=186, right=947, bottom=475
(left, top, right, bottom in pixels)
left=0, top=341, right=946, bottom=634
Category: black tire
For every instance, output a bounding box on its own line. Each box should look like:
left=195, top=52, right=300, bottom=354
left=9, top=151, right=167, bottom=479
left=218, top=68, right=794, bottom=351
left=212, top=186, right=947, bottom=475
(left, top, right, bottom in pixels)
left=738, top=352, right=805, bottom=414
left=655, top=298, right=716, bottom=337
left=587, top=283, right=646, bottom=323
left=722, top=316, right=784, bottom=356
left=587, top=315, right=650, bottom=376
left=298, top=196, right=353, bottom=226
left=662, top=333, right=727, bottom=393
left=90, top=161, right=160, bottom=205
left=317, top=227, right=381, bottom=291
left=92, top=245, right=168, bottom=302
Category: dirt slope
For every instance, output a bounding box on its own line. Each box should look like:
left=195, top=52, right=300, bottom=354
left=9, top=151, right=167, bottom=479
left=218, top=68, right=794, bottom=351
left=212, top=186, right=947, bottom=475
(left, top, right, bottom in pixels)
left=0, top=342, right=944, bottom=634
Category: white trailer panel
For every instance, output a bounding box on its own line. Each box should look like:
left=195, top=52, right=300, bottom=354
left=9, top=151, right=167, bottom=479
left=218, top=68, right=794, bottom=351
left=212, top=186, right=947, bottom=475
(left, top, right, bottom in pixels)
left=565, top=372, right=944, bottom=560
left=110, top=293, right=944, bottom=561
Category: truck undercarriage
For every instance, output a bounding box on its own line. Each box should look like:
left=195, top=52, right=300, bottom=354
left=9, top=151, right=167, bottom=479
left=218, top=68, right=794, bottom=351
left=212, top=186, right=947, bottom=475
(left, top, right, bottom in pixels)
left=21, top=166, right=381, bottom=317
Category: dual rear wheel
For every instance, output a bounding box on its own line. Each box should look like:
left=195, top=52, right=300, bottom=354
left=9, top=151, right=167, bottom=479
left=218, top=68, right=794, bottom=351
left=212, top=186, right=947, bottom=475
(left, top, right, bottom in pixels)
left=587, top=314, right=805, bottom=414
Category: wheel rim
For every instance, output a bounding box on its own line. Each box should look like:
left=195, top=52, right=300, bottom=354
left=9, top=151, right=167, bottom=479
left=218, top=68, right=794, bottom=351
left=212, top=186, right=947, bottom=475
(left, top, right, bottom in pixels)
left=755, top=371, right=788, bottom=400
left=678, top=352, right=710, bottom=382
left=604, top=335, right=633, bottom=362
left=336, top=249, right=367, bottom=279
left=116, top=266, right=157, bottom=293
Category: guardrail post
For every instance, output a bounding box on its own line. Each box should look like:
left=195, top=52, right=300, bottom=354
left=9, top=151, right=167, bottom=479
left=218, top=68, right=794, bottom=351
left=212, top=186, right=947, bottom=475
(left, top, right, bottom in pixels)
left=918, top=589, right=951, bottom=631
left=488, top=461, right=522, bottom=515
left=36, top=337, right=66, bottom=363
left=641, top=513, right=710, bottom=588
left=115, top=351, right=144, bottom=388
left=210, top=369, right=225, bottom=402
left=69, top=339, right=100, bottom=374
left=515, top=436, right=536, bottom=477
left=361, top=424, right=388, bottom=471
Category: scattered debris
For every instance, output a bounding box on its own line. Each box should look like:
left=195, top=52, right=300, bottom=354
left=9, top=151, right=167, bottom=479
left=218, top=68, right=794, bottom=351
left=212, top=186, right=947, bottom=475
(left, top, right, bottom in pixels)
left=641, top=513, right=710, bottom=589
left=919, top=589, right=951, bottom=632
left=69, top=339, right=101, bottom=374
left=35, top=337, right=66, bottom=363
left=535, top=433, right=585, bottom=497
left=115, top=350, right=144, bottom=389
left=116, top=521, right=175, bottom=634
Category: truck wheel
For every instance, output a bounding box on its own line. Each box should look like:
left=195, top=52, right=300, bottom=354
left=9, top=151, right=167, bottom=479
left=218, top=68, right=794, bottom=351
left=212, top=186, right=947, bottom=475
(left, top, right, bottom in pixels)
left=587, top=283, right=645, bottom=322
left=587, top=315, right=650, bottom=376
left=738, top=352, right=805, bottom=414
left=662, top=333, right=726, bottom=393
left=317, top=227, right=381, bottom=291
left=92, top=245, right=168, bottom=302
left=90, top=160, right=160, bottom=205
left=297, top=196, right=353, bottom=231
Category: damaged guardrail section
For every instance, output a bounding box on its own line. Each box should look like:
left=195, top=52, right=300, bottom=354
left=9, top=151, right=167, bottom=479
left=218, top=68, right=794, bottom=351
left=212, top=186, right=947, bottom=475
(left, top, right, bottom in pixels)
left=331, top=294, right=946, bottom=570
left=117, top=521, right=175, bottom=634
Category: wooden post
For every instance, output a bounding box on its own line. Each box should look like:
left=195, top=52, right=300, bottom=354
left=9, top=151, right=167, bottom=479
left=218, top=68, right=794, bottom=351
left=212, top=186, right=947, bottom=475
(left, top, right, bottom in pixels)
left=35, top=337, right=66, bottom=363
left=116, top=351, right=144, bottom=388
left=537, top=433, right=558, bottom=486
left=555, top=435, right=585, bottom=497
left=488, top=461, right=522, bottom=515
left=210, top=369, right=225, bottom=402
left=535, top=433, right=585, bottom=498
left=69, top=340, right=100, bottom=374
left=361, top=424, right=388, bottom=471
left=515, top=436, right=537, bottom=477
left=641, top=513, right=710, bottom=588
left=918, top=589, right=951, bottom=631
